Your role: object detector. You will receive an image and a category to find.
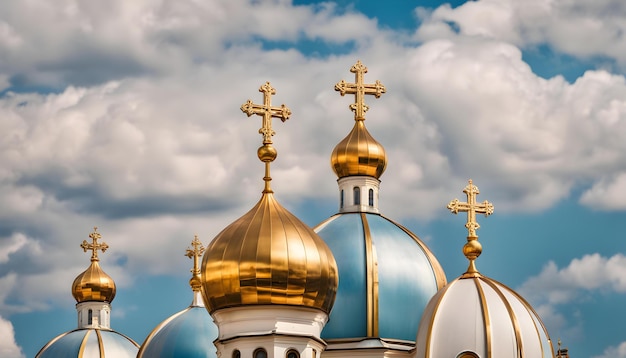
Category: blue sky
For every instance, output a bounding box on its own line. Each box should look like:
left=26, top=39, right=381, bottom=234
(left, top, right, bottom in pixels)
left=1, top=0, right=626, bottom=357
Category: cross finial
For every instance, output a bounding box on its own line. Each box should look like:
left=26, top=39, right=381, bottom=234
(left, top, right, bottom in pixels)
left=241, top=82, right=291, bottom=145
left=241, top=82, right=291, bottom=193
left=335, top=60, right=386, bottom=121
left=447, top=180, right=494, bottom=276
left=185, top=235, right=205, bottom=276
left=80, top=227, right=109, bottom=262
left=447, top=179, right=494, bottom=238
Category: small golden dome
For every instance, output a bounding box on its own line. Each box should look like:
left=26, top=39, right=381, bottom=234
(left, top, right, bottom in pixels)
left=330, top=120, right=387, bottom=179
left=201, top=192, right=339, bottom=314
left=71, top=227, right=117, bottom=303
left=72, top=261, right=117, bottom=303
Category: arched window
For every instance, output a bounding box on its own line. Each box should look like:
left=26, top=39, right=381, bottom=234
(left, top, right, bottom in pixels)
left=368, top=188, right=374, bottom=206
left=286, top=349, right=299, bottom=358
left=340, top=189, right=344, bottom=208
left=254, top=348, right=268, bottom=358
left=353, top=187, right=360, bottom=205
left=232, top=350, right=241, bottom=358
left=87, top=309, right=93, bottom=325
left=457, top=352, right=480, bottom=358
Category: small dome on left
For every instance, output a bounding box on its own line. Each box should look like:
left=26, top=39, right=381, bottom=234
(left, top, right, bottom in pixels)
left=71, top=227, right=116, bottom=303
left=36, top=227, right=138, bottom=358
left=36, top=329, right=138, bottom=357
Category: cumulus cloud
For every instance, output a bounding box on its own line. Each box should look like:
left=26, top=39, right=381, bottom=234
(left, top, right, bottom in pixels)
left=518, top=254, right=626, bottom=349
left=1, top=2, right=626, bottom=356
left=416, top=0, right=626, bottom=66
left=519, top=253, right=626, bottom=304
left=0, top=315, right=24, bottom=358
left=593, top=342, right=626, bottom=358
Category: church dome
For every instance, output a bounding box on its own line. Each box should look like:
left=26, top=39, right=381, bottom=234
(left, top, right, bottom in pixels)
left=138, top=306, right=217, bottom=357
left=415, top=180, right=555, bottom=357
left=139, top=236, right=218, bottom=358
left=201, top=81, right=338, bottom=315
left=415, top=275, right=554, bottom=357
left=330, top=119, right=387, bottom=179
left=315, top=212, right=446, bottom=341
left=72, top=260, right=116, bottom=303
left=202, top=192, right=338, bottom=314
left=71, top=228, right=116, bottom=303
left=35, top=329, right=138, bottom=358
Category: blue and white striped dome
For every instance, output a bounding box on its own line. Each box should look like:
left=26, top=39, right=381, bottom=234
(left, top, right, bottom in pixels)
left=314, top=212, right=447, bottom=341
left=35, top=328, right=138, bottom=357
left=138, top=305, right=218, bottom=357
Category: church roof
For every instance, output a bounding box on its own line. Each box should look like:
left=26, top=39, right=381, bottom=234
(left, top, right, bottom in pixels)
left=415, top=180, right=555, bottom=357
left=35, top=328, right=138, bottom=358
left=201, top=82, right=338, bottom=314
left=139, top=235, right=218, bottom=357
left=315, top=212, right=446, bottom=341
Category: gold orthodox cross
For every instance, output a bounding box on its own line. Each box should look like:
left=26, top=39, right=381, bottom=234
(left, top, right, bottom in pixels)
left=335, top=60, right=386, bottom=120
left=185, top=235, right=205, bottom=276
left=80, top=227, right=109, bottom=262
left=447, top=179, right=494, bottom=238
left=241, top=82, right=291, bottom=145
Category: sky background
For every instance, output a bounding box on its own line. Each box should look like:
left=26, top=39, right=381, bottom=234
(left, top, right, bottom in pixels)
left=1, top=0, right=626, bottom=357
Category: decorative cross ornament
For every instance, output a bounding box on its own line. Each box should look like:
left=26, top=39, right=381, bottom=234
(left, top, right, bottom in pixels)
left=335, top=60, right=386, bottom=121
left=80, top=227, right=109, bottom=262
left=185, top=235, right=205, bottom=277
left=447, top=179, right=494, bottom=238
left=241, top=82, right=291, bottom=145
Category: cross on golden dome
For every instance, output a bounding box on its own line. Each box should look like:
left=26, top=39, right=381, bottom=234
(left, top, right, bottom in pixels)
left=241, top=81, right=291, bottom=145
left=447, top=179, right=494, bottom=238
left=185, top=235, right=205, bottom=277
left=80, top=227, right=109, bottom=262
left=335, top=60, right=386, bottom=121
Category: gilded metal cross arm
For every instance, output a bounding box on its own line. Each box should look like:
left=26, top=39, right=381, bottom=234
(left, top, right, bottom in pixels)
left=81, top=227, right=109, bottom=261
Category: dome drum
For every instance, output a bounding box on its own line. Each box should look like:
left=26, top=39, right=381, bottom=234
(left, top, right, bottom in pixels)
left=212, top=305, right=329, bottom=341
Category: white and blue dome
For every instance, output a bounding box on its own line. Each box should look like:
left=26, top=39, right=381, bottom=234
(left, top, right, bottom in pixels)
left=138, top=305, right=218, bottom=357
left=36, top=328, right=138, bottom=357
left=315, top=61, right=447, bottom=342
left=315, top=213, right=446, bottom=341
left=37, top=228, right=139, bottom=358
left=138, top=236, right=218, bottom=357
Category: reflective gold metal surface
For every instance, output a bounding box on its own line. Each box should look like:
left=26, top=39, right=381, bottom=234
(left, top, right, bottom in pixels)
left=331, top=61, right=387, bottom=179
left=72, top=227, right=116, bottom=303
left=201, top=83, right=338, bottom=314
left=335, top=60, right=386, bottom=121
left=186, top=235, right=205, bottom=292
left=201, top=192, right=339, bottom=314
left=447, top=179, right=494, bottom=275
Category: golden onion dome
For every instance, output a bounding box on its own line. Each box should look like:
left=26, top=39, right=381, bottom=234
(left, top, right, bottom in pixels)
left=71, top=227, right=117, bottom=303
left=331, top=60, right=387, bottom=179
left=201, top=192, right=338, bottom=314
left=201, top=81, right=338, bottom=314
left=330, top=119, right=387, bottom=179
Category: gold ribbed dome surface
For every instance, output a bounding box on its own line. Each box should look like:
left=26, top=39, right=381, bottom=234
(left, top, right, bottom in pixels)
left=201, top=192, right=339, bottom=314
left=331, top=120, right=387, bottom=179
left=72, top=260, right=116, bottom=303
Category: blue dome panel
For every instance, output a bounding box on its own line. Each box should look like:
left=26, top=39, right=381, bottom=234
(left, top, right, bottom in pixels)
left=315, top=214, right=367, bottom=338
left=139, top=306, right=218, bottom=357
left=36, top=329, right=138, bottom=358
left=315, top=212, right=445, bottom=342
left=367, top=214, right=440, bottom=340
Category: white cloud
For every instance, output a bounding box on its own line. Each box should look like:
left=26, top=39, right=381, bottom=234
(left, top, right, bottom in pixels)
left=1, top=4, right=626, bottom=355
left=416, top=0, right=626, bottom=66
left=593, top=342, right=626, bottom=358
left=519, top=253, right=626, bottom=305
left=0, top=315, right=24, bottom=358
left=580, top=172, right=626, bottom=209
